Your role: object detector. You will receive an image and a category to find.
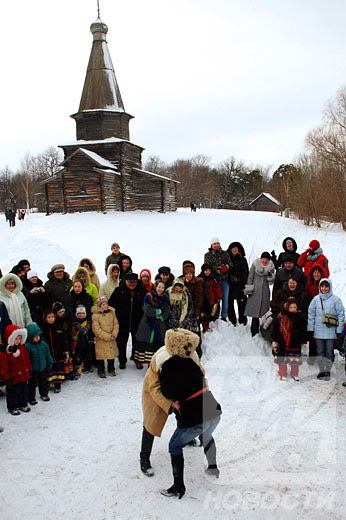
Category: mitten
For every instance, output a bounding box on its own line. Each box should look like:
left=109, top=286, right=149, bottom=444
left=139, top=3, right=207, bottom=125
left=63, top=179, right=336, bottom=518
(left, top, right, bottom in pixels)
left=220, top=265, right=228, bottom=274
left=155, top=309, right=162, bottom=317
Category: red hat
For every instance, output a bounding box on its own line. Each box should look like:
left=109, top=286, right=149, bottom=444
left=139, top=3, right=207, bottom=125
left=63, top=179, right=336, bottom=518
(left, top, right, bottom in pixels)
left=309, top=240, right=320, bottom=250
left=5, top=324, right=27, bottom=346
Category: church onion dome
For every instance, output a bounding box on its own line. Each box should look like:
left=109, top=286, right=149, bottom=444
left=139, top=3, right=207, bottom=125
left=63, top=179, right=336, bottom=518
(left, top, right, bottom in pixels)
left=90, top=17, right=108, bottom=41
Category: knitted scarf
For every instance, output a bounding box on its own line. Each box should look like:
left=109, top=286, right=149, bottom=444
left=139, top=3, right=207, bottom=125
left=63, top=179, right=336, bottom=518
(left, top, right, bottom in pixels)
left=168, top=287, right=188, bottom=324
left=7, top=293, right=25, bottom=328
left=306, top=247, right=323, bottom=262
left=278, top=312, right=292, bottom=347
left=146, top=289, right=169, bottom=344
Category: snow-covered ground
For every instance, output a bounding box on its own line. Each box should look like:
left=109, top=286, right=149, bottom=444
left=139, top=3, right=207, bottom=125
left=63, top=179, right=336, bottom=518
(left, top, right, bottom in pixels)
left=0, top=209, right=345, bottom=520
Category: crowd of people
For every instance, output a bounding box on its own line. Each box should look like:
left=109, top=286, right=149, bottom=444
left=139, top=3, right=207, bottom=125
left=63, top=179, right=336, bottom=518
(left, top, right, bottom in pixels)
left=0, top=237, right=345, bottom=496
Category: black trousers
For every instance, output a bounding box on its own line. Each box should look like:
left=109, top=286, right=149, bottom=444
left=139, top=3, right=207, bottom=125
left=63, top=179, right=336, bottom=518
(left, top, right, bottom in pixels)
left=117, top=328, right=138, bottom=365
left=140, top=427, right=154, bottom=458
left=28, top=371, right=49, bottom=400
left=250, top=317, right=260, bottom=336
left=6, top=382, right=28, bottom=412
left=97, top=359, right=115, bottom=373
left=228, top=295, right=247, bottom=325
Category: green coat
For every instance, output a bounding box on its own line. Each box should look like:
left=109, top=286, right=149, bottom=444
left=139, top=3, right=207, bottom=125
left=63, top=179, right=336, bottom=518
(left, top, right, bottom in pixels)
left=25, top=323, right=53, bottom=372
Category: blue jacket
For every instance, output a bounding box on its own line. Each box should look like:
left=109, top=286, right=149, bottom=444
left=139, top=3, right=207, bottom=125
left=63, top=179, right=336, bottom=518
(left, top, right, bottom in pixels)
left=25, top=323, right=53, bottom=372
left=307, top=279, right=345, bottom=339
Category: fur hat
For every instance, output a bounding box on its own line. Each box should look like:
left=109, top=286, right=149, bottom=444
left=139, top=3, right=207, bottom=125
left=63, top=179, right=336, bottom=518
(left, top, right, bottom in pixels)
left=158, top=266, right=171, bottom=275
left=260, top=251, right=271, bottom=260
left=182, top=260, right=195, bottom=275
left=210, top=237, right=220, bottom=246
left=165, top=328, right=200, bottom=357
left=5, top=324, right=27, bottom=346
left=201, top=263, right=212, bottom=272
left=51, top=264, right=65, bottom=273
left=125, top=273, right=138, bottom=281
left=27, top=270, right=38, bottom=280
left=283, top=253, right=295, bottom=264
left=52, top=301, right=65, bottom=313
left=309, top=240, right=320, bottom=250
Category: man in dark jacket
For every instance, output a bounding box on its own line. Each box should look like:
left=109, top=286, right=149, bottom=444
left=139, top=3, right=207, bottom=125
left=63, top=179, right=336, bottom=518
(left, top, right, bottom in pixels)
left=271, top=237, right=300, bottom=270
left=272, top=254, right=306, bottom=296
left=0, top=302, right=12, bottom=345
left=109, top=273, right=146, bottom=369
left=104, top=243, right=126, bottom=275
left=227, top=242, right=249, bottom=326
left=44, top=264, right=73, bottom=307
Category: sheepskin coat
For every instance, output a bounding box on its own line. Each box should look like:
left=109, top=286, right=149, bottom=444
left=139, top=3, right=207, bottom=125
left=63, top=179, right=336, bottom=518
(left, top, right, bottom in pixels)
left=0, top=274, right=32, bottom=328
left=99, top=264, right=120, bottom=300
left=159, top=329, right=221, bottom=427
left=245, top=259, right=275, bottom=318
left=91, top=306, right=119, bottom=360
left=142, top=328, right=203, bottom=437
left=78, top=258, right=100, bottom=290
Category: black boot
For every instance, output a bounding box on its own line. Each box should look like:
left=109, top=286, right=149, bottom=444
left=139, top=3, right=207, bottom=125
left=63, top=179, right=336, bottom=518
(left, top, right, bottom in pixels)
left=140, top=454, right=154, bottom=477
left=204, top=441, right=220, bottom=478
left=160, top=454, right=185, bottom=499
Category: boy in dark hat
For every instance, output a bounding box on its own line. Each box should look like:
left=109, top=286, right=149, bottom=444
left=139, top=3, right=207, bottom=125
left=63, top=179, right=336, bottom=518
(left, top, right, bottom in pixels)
left=155, top=266, right=175, bottom=289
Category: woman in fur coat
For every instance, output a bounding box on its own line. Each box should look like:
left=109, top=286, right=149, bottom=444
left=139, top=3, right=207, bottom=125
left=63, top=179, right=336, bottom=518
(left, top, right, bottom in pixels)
left=0, top=273, right=32, bottom=328
left=244, top=252, right=275, bottom=336
left=159, top=328, right=222, bottom=498
left=92, top=296, right=119, bottom=377
left=99, top=264, right=120, bottom=300
left=140, top=329, right=206, bottom=479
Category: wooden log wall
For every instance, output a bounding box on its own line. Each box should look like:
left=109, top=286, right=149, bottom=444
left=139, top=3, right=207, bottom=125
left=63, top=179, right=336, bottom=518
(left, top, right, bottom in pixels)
left=103, top=172, right=122, bottom=211
left=252, top=196, right=279, bottom=212
left=45, top=177, right=64, bottom=213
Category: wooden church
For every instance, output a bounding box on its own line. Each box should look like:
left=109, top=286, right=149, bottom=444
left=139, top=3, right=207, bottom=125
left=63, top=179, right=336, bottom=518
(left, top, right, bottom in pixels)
left=43, top=16, right=178, bottom=213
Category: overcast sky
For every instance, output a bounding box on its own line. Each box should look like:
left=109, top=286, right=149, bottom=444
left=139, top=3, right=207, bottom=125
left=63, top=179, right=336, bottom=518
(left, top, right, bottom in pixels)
left=1, top=0, right=346, bottom=173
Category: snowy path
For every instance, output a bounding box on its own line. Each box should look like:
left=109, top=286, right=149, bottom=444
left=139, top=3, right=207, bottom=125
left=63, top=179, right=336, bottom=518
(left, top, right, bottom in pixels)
left=0, top=209, right=345, bottom=519
left=1, top=321, right=345, bottom=520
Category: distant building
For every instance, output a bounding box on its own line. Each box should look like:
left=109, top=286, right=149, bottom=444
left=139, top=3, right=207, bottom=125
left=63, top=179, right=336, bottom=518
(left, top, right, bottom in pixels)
left=43, top=16, right=178, bottom=213
left=249, top=192, right=281, bottom=213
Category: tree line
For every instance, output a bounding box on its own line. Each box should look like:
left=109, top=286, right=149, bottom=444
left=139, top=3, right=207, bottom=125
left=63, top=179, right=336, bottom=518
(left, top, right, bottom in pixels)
left=1, top=87, right=345, bottom=229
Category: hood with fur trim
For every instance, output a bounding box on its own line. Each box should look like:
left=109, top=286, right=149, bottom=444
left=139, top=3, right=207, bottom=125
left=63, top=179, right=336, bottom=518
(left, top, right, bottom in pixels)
left=72, top=266, right=91, bottom=286
left=5, top=324, right=28, bottom=346
left=0, top=273, right=23, bottom=296
left=78, top=258, right=97, bottom=276
left=26, top=322, right=43, bottom=342
left=164, top=328, right=199, bottom=357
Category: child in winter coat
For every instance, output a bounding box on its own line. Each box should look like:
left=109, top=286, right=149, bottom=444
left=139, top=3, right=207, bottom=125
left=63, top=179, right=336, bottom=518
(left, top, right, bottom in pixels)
left=4, top=324, right=32, bottom=415
left=198, top=263, right=222, bottom=332
left=52, top=301, right=74, bottom=380
left=42, top=309, right=69, bottom=393
left=272, top=297, right=307, bottom=381
left=92, top=296, right=119, bottom=378
left=25, top=322, right=53, bottom=404
left=307, top=278, right=345, bottom=381
left=72, top=305, right=94, bottom=374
